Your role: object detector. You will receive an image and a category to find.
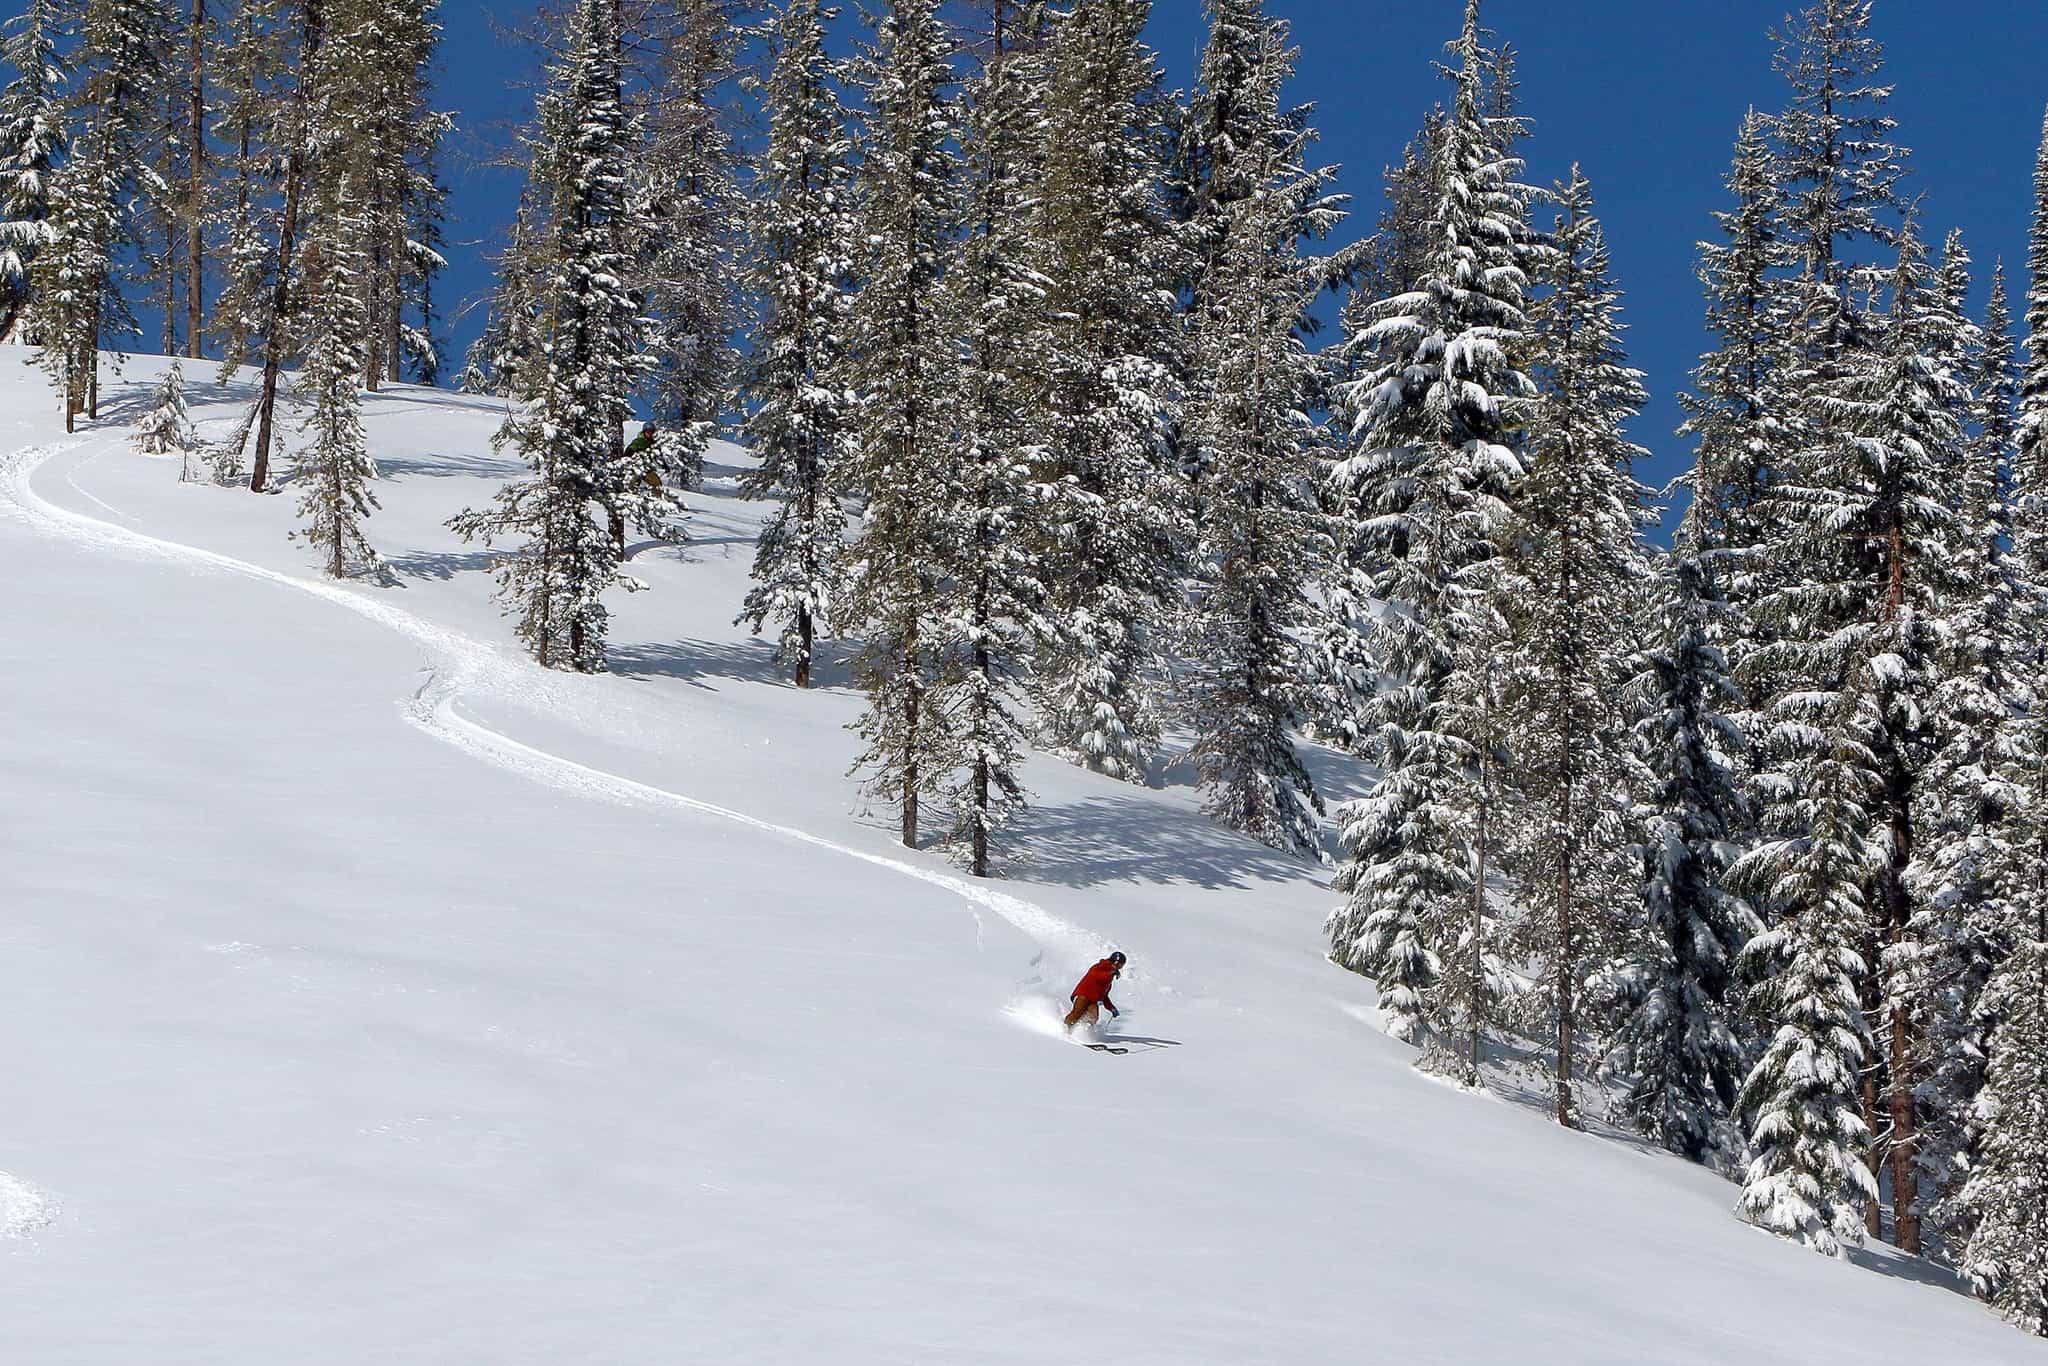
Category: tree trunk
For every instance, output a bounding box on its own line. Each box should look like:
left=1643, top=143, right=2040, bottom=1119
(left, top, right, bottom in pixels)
left=386, top=258, right=403, bottom=384
left=364, top=171, right=386, bottom=390
left=1471, top=773, right=1487, bottom=1081
left=900, top=633, right=920, bottom=851
left=1885, top=799, right=1920, bottom=1253
left=794, top=607, right=814, bottom=690
left=1860, top=965, right=1887, bottom=1241
left=186, top=0, right=205, bottom=357
left=250, top=0, right=323, bottom=493
left=1557, top=850, right=1577, bottom=1129
left=327, top=460, right=344, bottom=578
left=161, top=212, right=178, bottom=355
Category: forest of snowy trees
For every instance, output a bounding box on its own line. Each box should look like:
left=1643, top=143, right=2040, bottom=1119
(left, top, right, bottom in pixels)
left=6, top=0, right=2048, bottom=1336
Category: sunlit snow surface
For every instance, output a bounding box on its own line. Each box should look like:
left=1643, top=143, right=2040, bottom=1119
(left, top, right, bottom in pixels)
left=1, top=348, right=2040, bottom=1364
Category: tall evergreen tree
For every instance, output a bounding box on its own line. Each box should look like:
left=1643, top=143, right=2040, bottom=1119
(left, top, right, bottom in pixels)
left=30, top=0, right=171, bottom=428
left=1911, top=240, right=2020, bottom=1222
left=1179, top=13, right=1341, bottom=857
left=449, top=0, right=647, bottom=671
left=2018, top=107, right=2048, bottom=595
left=1610, top=552, right=1759, bottom=1162
left=1500, top=168, right=1653, bottom=1127
left=238, top=0, right=321, bottom=490
left=1678, top=109, right=1786, bottom=606
left=1028, top=0, right=1183, bottom=783
left=839, top=0, right=959, bottom=848
left=293, top=170, right=378, bottom=578
left=735, top=0, right=856, bottom=690
left=1322, top=0, right=1535, bottom=1049
left=1957, top=486, right=2048, bottom=1335
left=925, top=0, right=1053, bottom=877
left=1952, top=112, right=2048, bottom=1318
left=0, top=0, right=69, bottom=343
left=1740, top=0, right=1925, bottom=1252
left=350, top=0, right=446, bottom=390
left=635, top=0, right=743, bottom=490
left=207, top=0, right=275, bottom=381
left=176, top=0, right=202, bottom=355
left=1771, top=0, right=1904, bottom=371
left=1958, top=886, right=2048, bottom=1338
left=1733, top=736, right=1883, bottom=1256
left=1738, top=214, right=1962, bottom=1256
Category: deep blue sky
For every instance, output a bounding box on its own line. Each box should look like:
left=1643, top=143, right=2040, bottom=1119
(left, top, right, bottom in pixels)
left=431, top=0, right=2048, bottom=499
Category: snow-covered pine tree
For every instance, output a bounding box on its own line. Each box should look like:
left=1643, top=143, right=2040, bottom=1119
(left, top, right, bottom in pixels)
left=1738, top=212, right=1962, bottom=1256
left=925, top=0, right=1053, bottom=878
left=1957, top=890, right=2048, bottom=1338
left=29, top=0, right=171, bottom=429
left=131, top=357, right=198, bottom=459
left=1179, top=13, right=1342, bottom=858
left=348, top=0, right=446, bottom=390
left=1028, top=0, right=1184, bottom=783
left=2019, top=106, right=2048, bottom=599
left=1182, top=0, right=1268, bottom=231
left=395, top=126, right=447, bottom=382
left=1499, top=167, right=1654, bottom=1128
left=1956, top=450, right=2048, bottom=1332
left=0, top=0, right=69, bottom=344
left=139, top=0, right=197, bottom=358
left=1742, top=0, right=1925, bottom=1251
left=1678, top=109, right=1787, bottom=620
left=1345, top=109, right=1441, bottom=361
left=1980, top=263, right=2020, bottom=593
left=1610, top=550, right=1760, bottom=1163
left=238, top=0, right=321, bottom=491
left=734, top=0, right=855, bottom=690
left=292, top=170, right=379, bottom=578
left=1732, top=734, right=1883, bottom=1257
left=634, top=0, right=744, bottom=491
left=448, top=0, right=647, bottom=671
left=460, top=147, right=561, bottom=403
left=1308, top=108, right=1448, bottom=753
left=1322, top=0, right=1536, bottom=1048
left=1947, top=117, right=2048, bottom=1307
left=839, top=0, right=959, bottom=848
left=1771, top=0, right=1904, bottom=372
left=207, top=0, right=276, bottom=379
left=1909, top=236, right=2023, bottom=1222
left=176, top=0, right=202, bottom=354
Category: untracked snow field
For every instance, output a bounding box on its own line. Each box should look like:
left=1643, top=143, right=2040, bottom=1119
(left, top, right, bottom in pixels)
left=1, top=350, right=2040, bottom=1364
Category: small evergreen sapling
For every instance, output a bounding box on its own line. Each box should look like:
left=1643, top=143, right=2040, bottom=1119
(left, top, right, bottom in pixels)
left=132, top=360, right=202, bottom=477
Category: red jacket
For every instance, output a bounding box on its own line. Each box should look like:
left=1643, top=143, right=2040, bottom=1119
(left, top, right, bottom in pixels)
left=1072, top=958, right=1121, bottom=1009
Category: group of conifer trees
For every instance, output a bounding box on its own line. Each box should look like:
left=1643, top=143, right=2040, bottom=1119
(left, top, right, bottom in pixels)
left=446, top=0, right=1356, bottom=879
left=9, top=0, right=2048, bottom=1330
left=0, top=0, right=447, bottom=575
left=1313, top=0, right=2048, bottom=1333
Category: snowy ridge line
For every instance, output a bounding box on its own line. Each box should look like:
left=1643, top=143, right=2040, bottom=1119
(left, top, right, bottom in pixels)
left=0, top=440, right=1106, bottom=968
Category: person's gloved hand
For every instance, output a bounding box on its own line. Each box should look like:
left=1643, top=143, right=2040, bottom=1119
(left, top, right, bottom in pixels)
left=1108, top=1005, right=1120, bottom=1018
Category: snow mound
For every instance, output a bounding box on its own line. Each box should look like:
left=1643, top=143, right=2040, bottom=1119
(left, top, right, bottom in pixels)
left=0, top=1171, right=54, bottom=1238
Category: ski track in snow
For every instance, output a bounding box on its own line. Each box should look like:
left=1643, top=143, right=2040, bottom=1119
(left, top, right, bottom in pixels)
left=0, top=440, right=1109, bottom=978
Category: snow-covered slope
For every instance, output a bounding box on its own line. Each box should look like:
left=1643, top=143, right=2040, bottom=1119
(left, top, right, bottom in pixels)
left=1, top=351, right=2038, bottom=1365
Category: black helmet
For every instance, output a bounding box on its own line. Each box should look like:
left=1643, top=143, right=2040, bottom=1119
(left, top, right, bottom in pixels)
left=1108, top=951, right=1127, bottom=967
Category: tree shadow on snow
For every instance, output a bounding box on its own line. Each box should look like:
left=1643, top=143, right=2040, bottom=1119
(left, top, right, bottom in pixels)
left=607, top=636, right=851, bottom=692
left=359, top=386, right=511, bottom=419
left=1008, top=793, right=1328, bottom=892
left=384, top=547, right=497, bottom=583
left=376, top=450, right=526, bottom=481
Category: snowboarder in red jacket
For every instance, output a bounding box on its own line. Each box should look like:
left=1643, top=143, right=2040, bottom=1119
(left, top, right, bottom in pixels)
left=1064, top=951, right=1125, bottom=1032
